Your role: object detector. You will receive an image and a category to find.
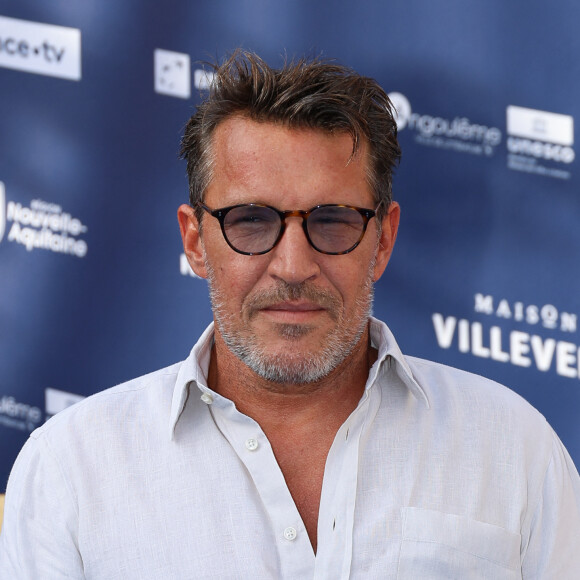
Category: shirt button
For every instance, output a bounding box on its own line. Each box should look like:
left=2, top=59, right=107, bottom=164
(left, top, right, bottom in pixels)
left=200, top=392, right=213, bottom=404
left=245, top=438, right=259, bottom=451
left=283, top=527, right=297, bottom=541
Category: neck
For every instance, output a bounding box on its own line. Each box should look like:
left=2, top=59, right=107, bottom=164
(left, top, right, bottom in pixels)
left=207, top=325, right=376, bottom=433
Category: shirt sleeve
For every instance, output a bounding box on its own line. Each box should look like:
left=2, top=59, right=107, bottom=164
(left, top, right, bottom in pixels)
left=0, top=434, right=84, bottom=579
left=521, top=432, right=580, bottom=579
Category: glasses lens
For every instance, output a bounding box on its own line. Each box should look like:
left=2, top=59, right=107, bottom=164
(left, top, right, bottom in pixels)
left=223, top=205, right=281, bottom=254
left=307, top=206, right=366, bottom=254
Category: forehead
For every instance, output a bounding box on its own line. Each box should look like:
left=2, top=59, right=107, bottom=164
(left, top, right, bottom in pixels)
left=206, top=116, right=372, bottom=207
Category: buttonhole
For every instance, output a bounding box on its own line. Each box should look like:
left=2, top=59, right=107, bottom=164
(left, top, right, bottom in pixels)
left=345, top=428, right=349, bottom=440
left=332, top=518, right=336, bottom=531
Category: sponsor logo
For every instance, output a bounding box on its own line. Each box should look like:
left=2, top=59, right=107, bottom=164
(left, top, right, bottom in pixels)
left=154, top=48, right=190, bottom=99
left=0, top=15, right=81, bottom=81
left=0, top=388, right=84, bottom=432
left=389, top=92, right=412, bottom=130
left=389, top=92, right=502, bottom=157
left=1, top=183, right=89, bottom=257
left=194, top=69, right=215, bottom=90
left=507, top=106, right=573, bottom=146
left=506, top=105, right=574, bottom=179
left=433, top=294, right=580, bottom=379
left=0, top=395, right=42, bottom=432
left=471, top=294, right=576, bottom=332
left=180, top=253, right=202, bottom=279
left=45, top=387, right=85, bottom=420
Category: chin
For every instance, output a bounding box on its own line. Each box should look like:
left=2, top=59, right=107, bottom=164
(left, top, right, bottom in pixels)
left=239, top=334, right=356, bottom=385
left=246, top=355, right=336, bottom=385
left=273, top=323, right=316, bottom=340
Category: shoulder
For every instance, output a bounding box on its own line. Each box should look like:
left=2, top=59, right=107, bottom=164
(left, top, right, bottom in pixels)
left=30, top=361, right=183, bottom=443
left=398, top=357, right=567, bottom=509
left=407, top=355, right=542, bottom=410
left=403, top=355, right=552, bottom=445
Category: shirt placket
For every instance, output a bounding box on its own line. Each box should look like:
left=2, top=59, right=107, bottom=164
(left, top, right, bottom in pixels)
left=314, top=383, right=382, bottom=579
left=206, top=394, right=316, bottom=578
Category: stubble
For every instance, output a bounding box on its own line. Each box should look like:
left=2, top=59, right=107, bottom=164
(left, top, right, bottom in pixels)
left=205, top=259, right=375, bottom=385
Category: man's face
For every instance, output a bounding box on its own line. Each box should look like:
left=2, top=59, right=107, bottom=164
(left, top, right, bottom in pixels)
left=179, top=117, right=399, bottom=385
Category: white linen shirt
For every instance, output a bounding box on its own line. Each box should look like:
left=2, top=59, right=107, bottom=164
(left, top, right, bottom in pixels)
left=1, top=318, right=580, bottom=579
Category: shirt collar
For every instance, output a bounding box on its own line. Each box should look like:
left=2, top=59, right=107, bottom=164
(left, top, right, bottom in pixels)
left=170, top=322, right=215, bottom=439
left=169, top=317, right=429, bottom=439
left=368, top=317, right=430, bottom=408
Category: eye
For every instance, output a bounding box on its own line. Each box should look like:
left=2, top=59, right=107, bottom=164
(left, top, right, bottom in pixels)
left=224, top=206, right=279, bottom=229
left=310, top=207, right=362, bottom=228
left=231, top=213, right=264, bottom=224
left=314, top=215, right=357, bottom=226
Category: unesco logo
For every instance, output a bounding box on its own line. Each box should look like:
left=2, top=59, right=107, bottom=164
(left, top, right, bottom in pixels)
left=506, top=105, right=575, bottom=179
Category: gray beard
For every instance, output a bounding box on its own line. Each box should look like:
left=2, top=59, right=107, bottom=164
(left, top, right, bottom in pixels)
left=205, top=261, right=375, bottom=385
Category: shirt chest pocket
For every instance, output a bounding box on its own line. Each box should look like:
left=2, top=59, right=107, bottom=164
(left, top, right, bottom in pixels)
left=397, top=507, right=522, bottom=580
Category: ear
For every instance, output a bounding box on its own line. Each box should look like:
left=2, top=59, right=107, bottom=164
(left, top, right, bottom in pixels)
left=177, top=204, right=209, bottom=279
left=373, top=201, right=400, bottom=282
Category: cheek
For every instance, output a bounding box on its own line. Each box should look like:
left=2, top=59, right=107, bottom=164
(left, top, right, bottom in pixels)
left=330, top=256, right=373, bottom=296
left=209, top=255, right=269, bottom=303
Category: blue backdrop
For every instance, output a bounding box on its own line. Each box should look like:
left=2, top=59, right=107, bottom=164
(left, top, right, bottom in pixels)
left=1, top=0, right=579, bottom=489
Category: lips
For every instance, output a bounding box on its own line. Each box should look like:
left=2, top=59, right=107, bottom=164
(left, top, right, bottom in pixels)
left=260, top=301, right=327, bottom=323
left=264, top=301, right=325, bottom=312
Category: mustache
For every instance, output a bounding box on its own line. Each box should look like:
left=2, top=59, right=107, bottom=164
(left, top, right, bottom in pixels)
left=244, top=282, right=341, bottom=322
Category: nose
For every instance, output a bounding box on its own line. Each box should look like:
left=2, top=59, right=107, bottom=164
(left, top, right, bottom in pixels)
left=266, top=217, right=320, bottom=285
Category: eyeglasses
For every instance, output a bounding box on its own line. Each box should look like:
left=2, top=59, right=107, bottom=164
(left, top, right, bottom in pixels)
left=198, top=202, right=377, bottom=255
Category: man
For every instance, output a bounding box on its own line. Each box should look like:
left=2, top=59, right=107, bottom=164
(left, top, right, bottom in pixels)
left=1, top=50, right=579, bottom=578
